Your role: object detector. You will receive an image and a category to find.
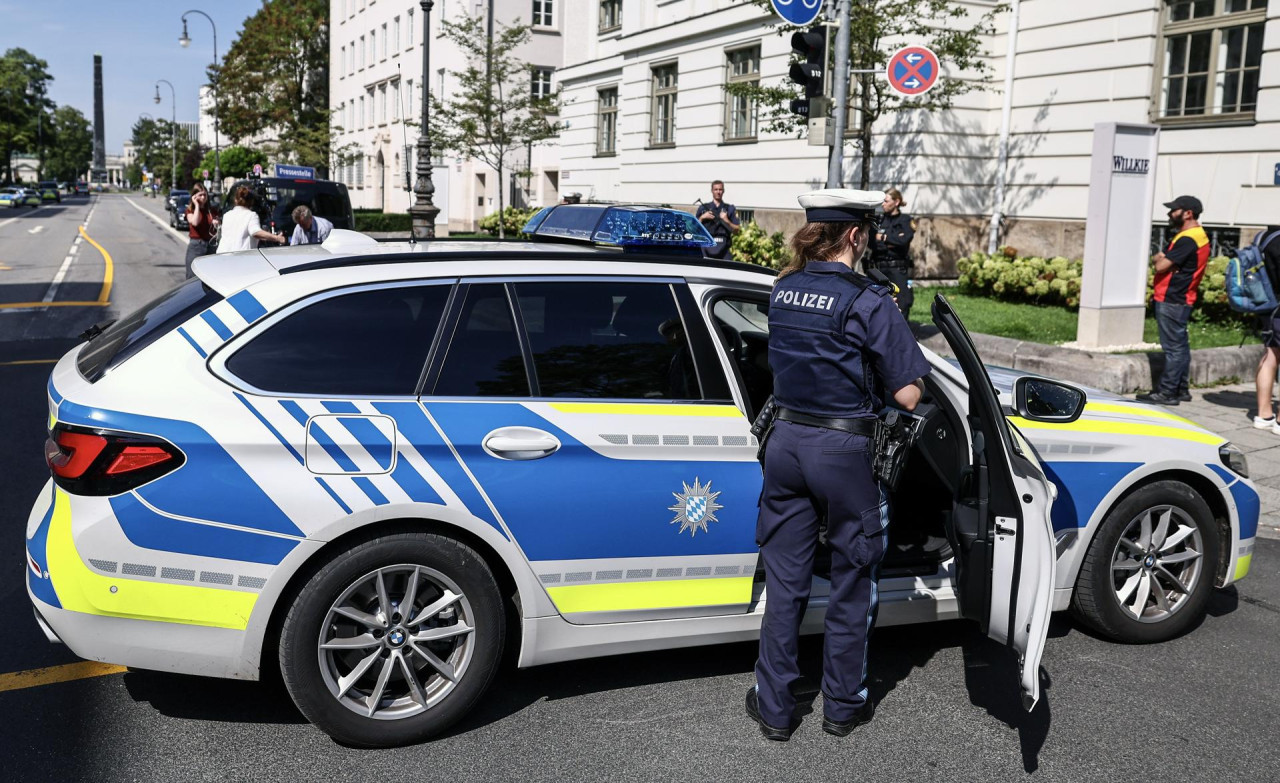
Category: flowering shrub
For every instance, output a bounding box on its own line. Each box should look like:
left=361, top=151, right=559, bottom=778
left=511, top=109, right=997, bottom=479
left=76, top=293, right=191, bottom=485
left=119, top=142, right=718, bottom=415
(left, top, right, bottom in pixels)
left=957, top=249, right=1243, bottom=325
left=479, top=206, right=541, bottom=237
left=730, top=220, right=792, bottom=269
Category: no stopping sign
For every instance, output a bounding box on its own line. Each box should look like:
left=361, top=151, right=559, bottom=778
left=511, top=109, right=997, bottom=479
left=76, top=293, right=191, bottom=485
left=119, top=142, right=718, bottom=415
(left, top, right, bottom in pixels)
left=886, top=45, right=940, bottom=97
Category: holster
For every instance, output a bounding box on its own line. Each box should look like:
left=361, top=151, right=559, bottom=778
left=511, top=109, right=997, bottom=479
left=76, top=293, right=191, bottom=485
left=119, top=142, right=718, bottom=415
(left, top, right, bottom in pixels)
left=750, top=396, right=779, bottom=466
left=872, top=409, right=921, bottom=491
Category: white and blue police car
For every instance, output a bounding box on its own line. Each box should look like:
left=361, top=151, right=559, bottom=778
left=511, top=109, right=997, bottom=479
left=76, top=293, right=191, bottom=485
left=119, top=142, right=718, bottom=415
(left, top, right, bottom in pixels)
left=27, top=205, right=1257, bottom=746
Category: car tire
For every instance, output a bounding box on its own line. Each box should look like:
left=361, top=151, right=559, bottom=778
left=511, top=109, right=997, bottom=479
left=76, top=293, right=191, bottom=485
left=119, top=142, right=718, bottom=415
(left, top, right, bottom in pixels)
left=279, top=532, right=505, bottom=747
left=1071, top=480, right=1219, bottom=643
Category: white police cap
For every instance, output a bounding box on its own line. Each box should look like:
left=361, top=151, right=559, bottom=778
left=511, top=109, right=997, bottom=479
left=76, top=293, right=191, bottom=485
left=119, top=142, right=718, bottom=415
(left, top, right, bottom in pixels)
left=797, top=188, right=885, bottom=223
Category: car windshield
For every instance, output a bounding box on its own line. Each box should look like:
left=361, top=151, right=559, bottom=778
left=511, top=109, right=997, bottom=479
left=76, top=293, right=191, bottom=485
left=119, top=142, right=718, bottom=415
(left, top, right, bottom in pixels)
left=232, top=178, right=351, bottom=236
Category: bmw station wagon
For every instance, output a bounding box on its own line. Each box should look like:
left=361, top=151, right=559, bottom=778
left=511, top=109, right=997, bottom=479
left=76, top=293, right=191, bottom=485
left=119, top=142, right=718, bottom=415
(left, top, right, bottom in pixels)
left=27, top=206, right=1258, bottom=746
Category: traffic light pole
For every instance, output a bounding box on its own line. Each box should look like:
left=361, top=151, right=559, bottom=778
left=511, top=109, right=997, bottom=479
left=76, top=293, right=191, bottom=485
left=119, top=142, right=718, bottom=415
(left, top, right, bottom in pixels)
left=826, top=0, right=851, bottom=188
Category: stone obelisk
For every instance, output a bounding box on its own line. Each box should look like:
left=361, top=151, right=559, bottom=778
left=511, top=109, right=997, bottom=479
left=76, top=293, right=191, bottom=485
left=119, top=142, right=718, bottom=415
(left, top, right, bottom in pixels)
left=92, top=54, right=106, bottom=183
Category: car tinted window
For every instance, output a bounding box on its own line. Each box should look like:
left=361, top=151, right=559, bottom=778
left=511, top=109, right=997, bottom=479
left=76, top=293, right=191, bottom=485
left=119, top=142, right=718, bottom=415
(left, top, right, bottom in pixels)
left=230, top=178, right=353, bottom=235
left=226, top=284, right=449, bottom=396
left=514, top=281, right=701, bottom=400
left=433, top=284, right=530, bottom=397
left=77, top=278, right=224, bottom=382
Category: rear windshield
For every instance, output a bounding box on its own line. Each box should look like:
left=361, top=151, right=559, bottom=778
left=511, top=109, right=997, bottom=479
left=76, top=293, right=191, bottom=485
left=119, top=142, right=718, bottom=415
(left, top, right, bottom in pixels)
left=77, top=278, right=224, bottom=382
left=230, top=178, right=353, bottom=236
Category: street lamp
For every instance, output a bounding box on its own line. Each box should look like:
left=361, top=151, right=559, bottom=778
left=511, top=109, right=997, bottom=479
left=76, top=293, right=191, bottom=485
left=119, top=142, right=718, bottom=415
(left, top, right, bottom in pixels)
left=408, top=0, right=440, bottom=239
left=179, top=10, right=221, bottom=196
left=155, top=79, right=176, bottom=192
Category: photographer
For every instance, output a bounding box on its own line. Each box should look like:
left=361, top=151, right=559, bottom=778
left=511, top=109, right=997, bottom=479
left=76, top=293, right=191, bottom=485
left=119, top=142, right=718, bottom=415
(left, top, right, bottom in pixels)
left=216, top=185, right=287, bottom=254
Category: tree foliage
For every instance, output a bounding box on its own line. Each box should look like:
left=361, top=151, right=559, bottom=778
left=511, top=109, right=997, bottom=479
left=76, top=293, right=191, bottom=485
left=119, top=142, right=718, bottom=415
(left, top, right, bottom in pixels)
left=430, top=14, right=560, bottom=237
left=197, top=145, right=268, bottom=182
left=728, top=0, right=1000, bottom=188
left=0, top=48, right=54, bottom=181
left=209, top=0, right=329, bottom=168
left=44, top=106, right=92, bottom=182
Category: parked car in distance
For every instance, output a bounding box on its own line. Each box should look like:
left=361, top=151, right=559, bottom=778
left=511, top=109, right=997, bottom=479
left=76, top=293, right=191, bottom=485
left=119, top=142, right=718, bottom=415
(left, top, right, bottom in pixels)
left=74, top=182, right=89, bottom=195
left=166, top=189, right=189, bottom=212
left=226, top=176, right=354, bottom=239
left=37, top=181, right=61, bottom=203
left=2, top=187, right=41, bottom=207
left=171, top=196, right=191, bottom=230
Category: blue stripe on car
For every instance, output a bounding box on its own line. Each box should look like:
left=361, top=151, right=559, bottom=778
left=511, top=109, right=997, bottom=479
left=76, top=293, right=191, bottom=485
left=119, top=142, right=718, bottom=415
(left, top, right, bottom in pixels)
left=176, top=327, right=207, bottom=358
left=227, top=290, right=267, bottom=324
left=303, top=415, right=361, bottom=472
left=56, top=396, right=304, bottom=537
left=353, top=476, right=388, bottom=505
left=26, top=484, right=60, bottom=608
left=109, top=493, right=299, bottom=565
left=234, top=393, right=304, bottom=465
left=1040, top=461, right=1143, bottom=532
left=315, top=477, right=353, bottom=514
left=200, top=310, right=233, bottom=341
left=1228, top=480, right=1260, bottom=540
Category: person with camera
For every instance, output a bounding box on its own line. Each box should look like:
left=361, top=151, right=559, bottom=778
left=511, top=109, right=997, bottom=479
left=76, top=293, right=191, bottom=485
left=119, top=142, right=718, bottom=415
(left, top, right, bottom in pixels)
left=746, top=189, right=930, bottom=742
left=867, top=188, right=915, bottom=317
left=216, top=185, right=287, bottom=254
left=184, top=182, right=220, bottom=277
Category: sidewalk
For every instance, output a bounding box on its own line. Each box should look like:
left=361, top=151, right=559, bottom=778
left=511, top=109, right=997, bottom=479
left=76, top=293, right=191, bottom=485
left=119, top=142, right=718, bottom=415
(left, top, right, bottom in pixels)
left=1158, top=382, right=1280, bottom=539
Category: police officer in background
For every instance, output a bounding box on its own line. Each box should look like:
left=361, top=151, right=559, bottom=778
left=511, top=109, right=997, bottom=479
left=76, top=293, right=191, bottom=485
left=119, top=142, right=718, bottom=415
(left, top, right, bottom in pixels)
left=868, top=187, right=915, bottom=316
left=745, top=189, right=932, bottom=741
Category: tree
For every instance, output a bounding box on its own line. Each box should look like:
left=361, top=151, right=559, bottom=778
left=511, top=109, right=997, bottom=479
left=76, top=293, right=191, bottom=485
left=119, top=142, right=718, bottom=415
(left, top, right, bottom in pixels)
left=0, top=48, right=54, bottom=181
left=431, top=15, right=560, bottom=238
left=209, top=0, right=329, bottom=168
left=44, top=105, right=92, bottom=182
left=197, top=144, right=267, bottom=182
left=728, top=0, right=999, bottom=189
left=178, top=143, right=210, bottom=189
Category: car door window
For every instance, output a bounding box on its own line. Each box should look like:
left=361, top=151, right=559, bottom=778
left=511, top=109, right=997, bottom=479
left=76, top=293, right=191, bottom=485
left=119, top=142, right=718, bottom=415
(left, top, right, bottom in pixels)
left=225, top=283, right=449, bottom=396
left=711, top=295, right=772, bottom=416
left=433, top=284, right=531, bottom=396
left=513, top=281, right=701, bottom=400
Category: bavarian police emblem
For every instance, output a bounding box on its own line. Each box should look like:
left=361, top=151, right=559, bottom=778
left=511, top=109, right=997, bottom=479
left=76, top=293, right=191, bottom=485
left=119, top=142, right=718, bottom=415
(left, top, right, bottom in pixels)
left=668, top=477, right=724, bottom=537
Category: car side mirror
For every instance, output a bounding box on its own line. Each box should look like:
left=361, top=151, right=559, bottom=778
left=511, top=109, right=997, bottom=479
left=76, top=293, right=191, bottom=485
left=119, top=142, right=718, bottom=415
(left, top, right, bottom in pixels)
left=1014, top=377, right=1086, bottom=423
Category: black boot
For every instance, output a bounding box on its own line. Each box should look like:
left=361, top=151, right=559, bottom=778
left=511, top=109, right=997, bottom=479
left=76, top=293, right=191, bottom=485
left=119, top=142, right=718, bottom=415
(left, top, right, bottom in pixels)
left=823, top=699, right=876, bottom=737
left=745, top=686, right=792, bottom=741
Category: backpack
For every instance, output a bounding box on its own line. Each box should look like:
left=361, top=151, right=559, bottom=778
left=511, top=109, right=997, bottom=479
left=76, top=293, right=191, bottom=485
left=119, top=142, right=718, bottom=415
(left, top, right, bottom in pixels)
left=1226, top=229, right=1280, bottom=313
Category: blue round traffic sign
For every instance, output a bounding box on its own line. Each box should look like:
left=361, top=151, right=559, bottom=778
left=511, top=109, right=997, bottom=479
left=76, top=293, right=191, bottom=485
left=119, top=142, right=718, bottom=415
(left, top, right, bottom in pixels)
left=886, top=45, right=940, bottom=97
left=769, top=0, right=825, bottom=27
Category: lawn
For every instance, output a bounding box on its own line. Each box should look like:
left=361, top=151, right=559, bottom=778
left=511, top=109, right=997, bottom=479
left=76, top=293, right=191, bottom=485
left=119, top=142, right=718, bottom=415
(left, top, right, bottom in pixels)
left=908, top=286, right=1252, bottom=351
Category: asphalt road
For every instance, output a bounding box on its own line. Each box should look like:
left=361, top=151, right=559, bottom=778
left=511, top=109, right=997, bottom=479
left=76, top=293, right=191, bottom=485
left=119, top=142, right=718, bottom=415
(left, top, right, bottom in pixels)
left=1, top=202, right=1277, bottom=780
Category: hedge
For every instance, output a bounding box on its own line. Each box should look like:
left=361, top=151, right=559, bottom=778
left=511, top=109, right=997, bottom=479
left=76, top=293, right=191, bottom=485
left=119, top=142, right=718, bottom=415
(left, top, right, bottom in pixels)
left=957, top=249, right=1245, bottom=325
left=353, top=211, right=414, bottom=232
left=729, top=220, right=791, bottom=269
left=479, top=206, right=540, bottom=236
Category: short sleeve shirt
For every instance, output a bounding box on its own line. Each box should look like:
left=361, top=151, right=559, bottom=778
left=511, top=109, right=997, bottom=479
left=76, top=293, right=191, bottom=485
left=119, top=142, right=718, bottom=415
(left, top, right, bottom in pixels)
left=187, top=204, right=220, bottom=242
left=695, top=201, right=737, bottom=240
left=838, top=268, right=933, bottom=393
left=1153, top=226, right=1209, bottom=305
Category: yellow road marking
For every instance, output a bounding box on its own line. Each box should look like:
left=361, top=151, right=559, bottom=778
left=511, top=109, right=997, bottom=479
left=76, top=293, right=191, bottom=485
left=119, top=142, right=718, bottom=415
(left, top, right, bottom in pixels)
left=78, top=225, right=113, bottom=304
left=0, top=264, right=11, bottom=270
left=0, top=359, right=58, bottom=366
left=0, top=661, right=126, bottom=693
left=0, top=301, right=107, bottom=309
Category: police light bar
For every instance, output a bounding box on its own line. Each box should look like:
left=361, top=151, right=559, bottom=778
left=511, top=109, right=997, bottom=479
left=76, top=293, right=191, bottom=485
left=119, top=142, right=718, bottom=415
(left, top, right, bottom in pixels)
left=522, top=205, right=716, bottom=252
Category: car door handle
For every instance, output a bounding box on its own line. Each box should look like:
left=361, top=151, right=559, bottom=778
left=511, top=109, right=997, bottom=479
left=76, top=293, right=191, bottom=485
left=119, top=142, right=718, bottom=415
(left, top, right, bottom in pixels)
left=483, top=427, right=561, bottom=460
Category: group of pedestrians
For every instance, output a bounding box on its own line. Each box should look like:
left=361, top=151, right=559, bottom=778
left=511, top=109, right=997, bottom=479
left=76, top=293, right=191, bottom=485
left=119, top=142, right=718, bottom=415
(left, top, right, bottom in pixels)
left=180, top=184, right=334, bottom=278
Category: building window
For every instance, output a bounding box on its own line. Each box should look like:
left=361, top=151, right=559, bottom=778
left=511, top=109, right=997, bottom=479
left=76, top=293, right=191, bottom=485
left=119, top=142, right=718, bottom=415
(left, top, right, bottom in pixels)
left=393, top=16, right=401, bottom=51
left=1158, top=0, right=1266, bottom=119
left=407, top=8, right=414, bottom=45
left=597, top=87, right=618, bottom=155
left=367, top=88, right=375, bottom=126
left=378, top=84, right=387, bottom=124
left=725, top=45, right=760, bottom=141
left=599, top=0, right=621, bottom=33
left=380, top=23, right=387, bottom=60
left=531, top=67, right=553, bottom=101
left=533, top=0, right=554, bottom=26
left=356, top=155, right=364, bottom=187
left=339, top=46, right=346, bottom=78
left=392, top=80, right=400, bottom=120
left=650, top=64, right=677, bottom=147
left=358, top=36, right=365, bottom=69
left=369, top=29, right=377, bottom=63
left=358, top=95, right=366, bottom=128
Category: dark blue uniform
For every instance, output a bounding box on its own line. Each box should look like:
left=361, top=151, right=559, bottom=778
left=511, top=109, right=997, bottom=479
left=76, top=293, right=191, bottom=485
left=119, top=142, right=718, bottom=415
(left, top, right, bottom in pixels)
left=754, top=260, right=932, bottom=731
left=868, top=212, right=915, bottom=316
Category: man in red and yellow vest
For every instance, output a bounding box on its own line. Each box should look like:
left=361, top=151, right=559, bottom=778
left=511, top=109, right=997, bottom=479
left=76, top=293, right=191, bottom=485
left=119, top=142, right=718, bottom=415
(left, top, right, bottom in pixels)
left=1138, top=195, right=1209, bottom=406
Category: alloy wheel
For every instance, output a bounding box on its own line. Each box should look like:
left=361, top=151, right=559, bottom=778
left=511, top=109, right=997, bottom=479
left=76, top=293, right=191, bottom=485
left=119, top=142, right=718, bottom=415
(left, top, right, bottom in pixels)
left=1109, top=505, right=1204, bottom=623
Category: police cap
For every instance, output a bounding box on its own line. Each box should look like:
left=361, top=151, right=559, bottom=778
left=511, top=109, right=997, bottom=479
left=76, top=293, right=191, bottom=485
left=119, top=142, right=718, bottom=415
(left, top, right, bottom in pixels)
left=798, top=188, right=885, bottom=224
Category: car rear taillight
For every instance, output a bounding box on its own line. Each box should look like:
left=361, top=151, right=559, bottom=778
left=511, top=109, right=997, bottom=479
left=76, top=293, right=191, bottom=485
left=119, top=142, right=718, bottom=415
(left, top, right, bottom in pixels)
left=45, top=424, right=184, bottom=495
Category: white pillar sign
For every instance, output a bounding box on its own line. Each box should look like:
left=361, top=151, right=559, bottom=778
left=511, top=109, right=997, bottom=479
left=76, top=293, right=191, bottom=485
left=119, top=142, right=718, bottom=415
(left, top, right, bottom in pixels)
left=1076, top=122, right=1160, bottom=348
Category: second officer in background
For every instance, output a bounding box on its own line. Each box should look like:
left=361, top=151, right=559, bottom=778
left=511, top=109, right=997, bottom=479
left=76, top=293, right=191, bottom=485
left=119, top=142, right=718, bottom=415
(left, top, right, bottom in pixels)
left=868, top=187, right=915, bottom=316
left=746, top=189, right=932, bottom=741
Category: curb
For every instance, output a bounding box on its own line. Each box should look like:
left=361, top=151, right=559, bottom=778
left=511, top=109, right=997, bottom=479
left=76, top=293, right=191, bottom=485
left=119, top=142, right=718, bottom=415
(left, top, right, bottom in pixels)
left=914, top=325, right=1262, bottom=394
left=1258, top=524, right=1280, bottom=541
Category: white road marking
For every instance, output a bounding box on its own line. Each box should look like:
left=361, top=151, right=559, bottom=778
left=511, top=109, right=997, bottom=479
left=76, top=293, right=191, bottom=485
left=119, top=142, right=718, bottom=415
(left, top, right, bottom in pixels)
left=41, top=198, right=98, bottom=304
left=121, top=197, right=188, bottom=243
left=28, top=225, right=44, bottom=235
left=0, top=217, right=19, bottom=230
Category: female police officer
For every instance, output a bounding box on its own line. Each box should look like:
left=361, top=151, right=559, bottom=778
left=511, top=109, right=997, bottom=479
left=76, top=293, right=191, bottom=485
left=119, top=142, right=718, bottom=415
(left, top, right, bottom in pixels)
left=745, top=189, right=932, bottom=741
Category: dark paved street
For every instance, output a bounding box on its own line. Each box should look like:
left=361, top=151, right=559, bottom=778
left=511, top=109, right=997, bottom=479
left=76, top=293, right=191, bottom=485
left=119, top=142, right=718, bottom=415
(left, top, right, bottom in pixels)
left=1, top=198, right=1277, bottom=780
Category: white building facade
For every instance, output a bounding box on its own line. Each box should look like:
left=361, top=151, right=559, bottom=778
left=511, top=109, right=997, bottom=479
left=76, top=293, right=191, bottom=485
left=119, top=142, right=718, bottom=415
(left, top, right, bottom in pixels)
left=329, top=0, right=565, bottom=233
left=553, top=0, right=1280, bottom=273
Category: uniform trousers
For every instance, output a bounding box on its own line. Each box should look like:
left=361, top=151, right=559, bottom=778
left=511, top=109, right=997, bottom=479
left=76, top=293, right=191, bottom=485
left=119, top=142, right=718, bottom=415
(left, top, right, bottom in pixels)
left=754, top=419, right=889, bottom=729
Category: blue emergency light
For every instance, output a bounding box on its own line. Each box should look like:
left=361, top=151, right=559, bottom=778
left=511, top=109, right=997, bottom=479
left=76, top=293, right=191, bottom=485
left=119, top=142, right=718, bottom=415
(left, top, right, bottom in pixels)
left=522, top=204, right=716, bottom=254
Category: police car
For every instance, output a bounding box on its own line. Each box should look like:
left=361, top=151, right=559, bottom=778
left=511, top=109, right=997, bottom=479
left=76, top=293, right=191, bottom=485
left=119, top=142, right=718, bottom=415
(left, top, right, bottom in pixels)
left=27, top=205, right=1257, bottom=747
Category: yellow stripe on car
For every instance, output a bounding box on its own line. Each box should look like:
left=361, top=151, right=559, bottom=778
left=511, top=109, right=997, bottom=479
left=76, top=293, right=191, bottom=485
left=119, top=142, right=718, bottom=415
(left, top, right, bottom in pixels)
left=1007, top=416, right=1225, bottom=446
left=1234, top=553, right=1252, bottom=581
left=44, top=489, right=258, bottom=630
left=545, top=576, right=753, bottom=613
left=1084, top=402, right=1197, bottom=426
left=549, top=402, right=743, bottom=418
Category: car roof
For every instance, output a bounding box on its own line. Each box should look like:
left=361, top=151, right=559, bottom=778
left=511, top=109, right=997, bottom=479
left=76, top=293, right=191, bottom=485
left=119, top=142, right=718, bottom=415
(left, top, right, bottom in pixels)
left=191, top=230, right=777, bottom=296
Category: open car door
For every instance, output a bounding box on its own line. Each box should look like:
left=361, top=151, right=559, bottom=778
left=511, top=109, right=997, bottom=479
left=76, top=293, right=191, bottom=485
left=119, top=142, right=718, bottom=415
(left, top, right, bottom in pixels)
left=932, top=294, right=1056, bottom=711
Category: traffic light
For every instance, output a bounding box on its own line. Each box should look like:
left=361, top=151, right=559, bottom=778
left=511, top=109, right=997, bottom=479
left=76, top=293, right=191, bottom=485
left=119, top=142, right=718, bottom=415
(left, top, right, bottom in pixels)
left=789, top=28, right=827, bottom=119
